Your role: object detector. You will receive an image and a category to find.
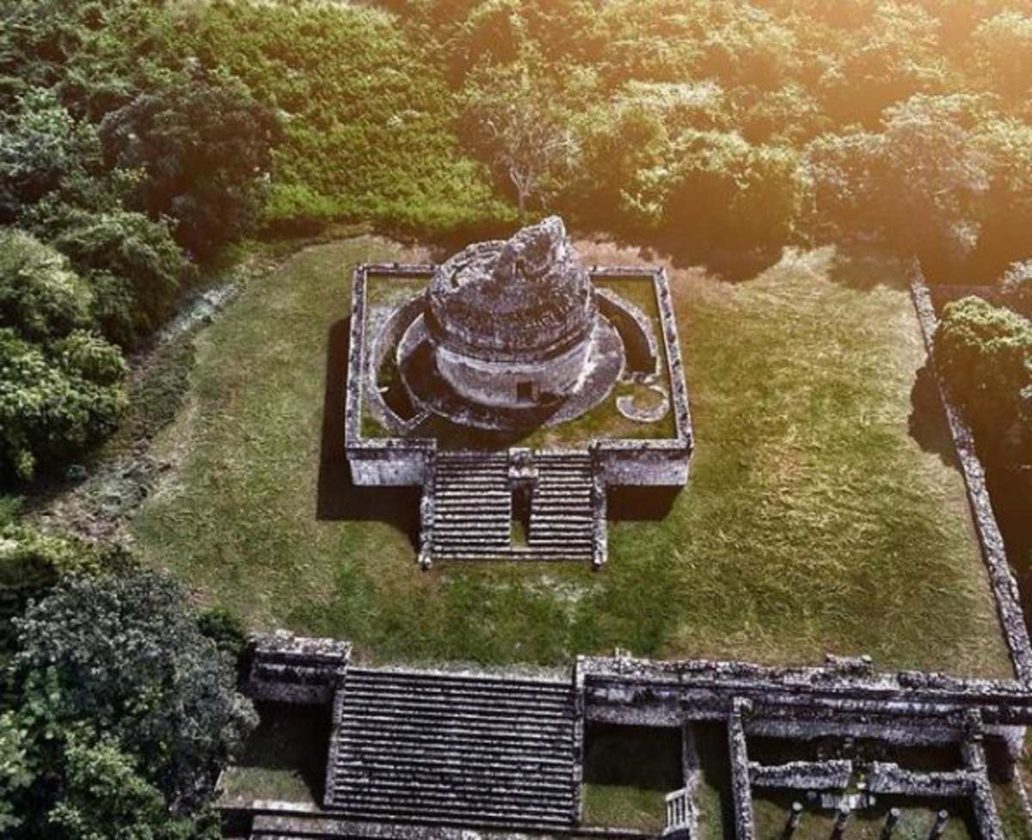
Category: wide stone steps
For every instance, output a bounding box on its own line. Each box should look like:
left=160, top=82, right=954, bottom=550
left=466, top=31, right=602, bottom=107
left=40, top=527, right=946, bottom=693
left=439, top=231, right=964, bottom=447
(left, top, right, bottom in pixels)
left=431, top=454, right=512, bottom=554
left=528, top=453, right=594, bottom=552
left=326, top=668, right=578, bottom=828
left=427, top=451, right=598, bottom=563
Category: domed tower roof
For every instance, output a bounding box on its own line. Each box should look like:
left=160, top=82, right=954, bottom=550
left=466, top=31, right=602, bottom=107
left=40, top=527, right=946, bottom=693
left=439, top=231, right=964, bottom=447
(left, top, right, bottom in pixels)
left=426, top=217, right=596, bottom=362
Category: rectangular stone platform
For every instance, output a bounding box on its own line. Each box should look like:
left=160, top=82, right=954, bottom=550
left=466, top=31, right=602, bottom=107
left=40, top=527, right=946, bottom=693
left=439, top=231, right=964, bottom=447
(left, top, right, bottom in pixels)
left=324, top=667, right=581, bottom=829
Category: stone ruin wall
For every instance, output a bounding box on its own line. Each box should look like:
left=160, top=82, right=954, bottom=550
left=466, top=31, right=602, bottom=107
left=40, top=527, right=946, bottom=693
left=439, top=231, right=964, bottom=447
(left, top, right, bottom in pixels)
left=434, top=336, right=591, bottom=409
left=910, top=262, right=1032, bottom=685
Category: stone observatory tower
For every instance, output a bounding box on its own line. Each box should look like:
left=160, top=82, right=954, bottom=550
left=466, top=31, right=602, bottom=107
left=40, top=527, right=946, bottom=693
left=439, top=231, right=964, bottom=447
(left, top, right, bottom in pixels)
left=425, top=216, right=597, bottom=409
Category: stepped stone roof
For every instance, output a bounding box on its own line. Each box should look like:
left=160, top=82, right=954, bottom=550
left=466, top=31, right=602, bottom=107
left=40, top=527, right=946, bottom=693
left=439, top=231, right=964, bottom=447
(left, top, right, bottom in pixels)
left=426, top=216, right=596, bottom=362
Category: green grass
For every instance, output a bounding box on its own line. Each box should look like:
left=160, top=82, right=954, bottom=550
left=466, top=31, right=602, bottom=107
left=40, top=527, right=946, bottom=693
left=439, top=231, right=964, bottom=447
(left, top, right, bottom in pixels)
left=132, top=236, right=1011, bottom=676
left=218, top=703, right=328, bottom=806
left=581, top=724, right=682, bottom=832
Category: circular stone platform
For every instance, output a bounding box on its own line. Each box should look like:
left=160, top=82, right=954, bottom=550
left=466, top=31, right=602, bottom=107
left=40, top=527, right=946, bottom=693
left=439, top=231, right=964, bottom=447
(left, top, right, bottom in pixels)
left=396, top=310, right=625, bottom=431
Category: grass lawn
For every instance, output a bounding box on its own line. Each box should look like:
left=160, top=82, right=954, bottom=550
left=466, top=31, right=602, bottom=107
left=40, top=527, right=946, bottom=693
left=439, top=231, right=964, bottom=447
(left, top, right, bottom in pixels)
left=217, top=702, right=328, bottom=806
left=131, top=235, right=1011, bottom=677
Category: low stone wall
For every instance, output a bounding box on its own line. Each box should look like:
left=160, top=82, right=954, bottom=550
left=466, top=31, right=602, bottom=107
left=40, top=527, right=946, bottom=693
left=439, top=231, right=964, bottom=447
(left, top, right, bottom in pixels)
left=577, top=655, right=1032, bottom=731
left=749, top=760, right=852, bottom=791
left=909, top=264, right=1032, bottom=685
left=595, top=286, right=658, bottom=375
left=346, top=440, right=431, bottom=486
left=866, top=763, right=971, bottom=798
left=594, top=440, right=691, bottom=486
left=728, top=700, right=755, bottom=840
left=247, top=632, right=351, bottom=704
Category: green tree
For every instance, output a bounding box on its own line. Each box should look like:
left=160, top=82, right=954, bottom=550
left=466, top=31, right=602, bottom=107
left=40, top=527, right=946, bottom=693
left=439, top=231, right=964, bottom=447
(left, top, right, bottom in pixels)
left=972, top=118, right=1032, bottom=281
left=0, top=327, right=126, bottom=480
left=971, top=11, right=1032, bottom=102
left=657, top=130, right=808, bottom=249
left=0, top=713, right=34, bottom=833
left=99, top=74, right=279, bottom=258
left=0, top=88, right=103, bottom=222
left=879, top=94, right=990, bottom=276
left=936, top=296, right=1032, bottom=456
left=461, top=57, right=580, bottom=216
left=0, top=229, right=92, bottom=343
left=1001, top=260, right=1032, bottom=311
left=44, top=732, right=196, bottom=840
left=12, top=572, right=257, bottom=810
left=47, top=208, right=188, bottom=344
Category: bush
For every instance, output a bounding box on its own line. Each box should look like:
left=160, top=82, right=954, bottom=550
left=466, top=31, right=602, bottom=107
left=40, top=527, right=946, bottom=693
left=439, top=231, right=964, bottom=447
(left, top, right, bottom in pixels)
left=660, top=131, right=807, bottom=249
left=0, top=327, right=127, bottom=481
left=1001, top=260, right=1032, bottom=310
left=936, top=296, right=1032, bottom=453
left=48, top=208, right=188, bottom=343
left=100, top=74, right=279, bottom=259
left=0, top=89, right=103, bottom=223
left=198, top=606, right=249, bottom=663
left=0, top=229, right=92, bottom=343
left=12, top=571, right=257, bottom=812
left=171, top=0, right=506, bottom=238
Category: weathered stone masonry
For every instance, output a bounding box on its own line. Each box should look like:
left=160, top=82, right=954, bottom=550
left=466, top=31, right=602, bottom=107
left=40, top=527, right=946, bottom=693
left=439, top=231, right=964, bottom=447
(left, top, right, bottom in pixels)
left=343, top=219, right=693, bottom=568
left=239, top=637, right=1032, bottom=840
left=909, top=262, right=1032, bottom=685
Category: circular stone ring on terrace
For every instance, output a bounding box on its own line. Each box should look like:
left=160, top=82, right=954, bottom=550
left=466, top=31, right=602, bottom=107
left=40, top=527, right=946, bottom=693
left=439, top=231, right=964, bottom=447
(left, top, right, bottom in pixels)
left=394, top=309, right=625, bottom=432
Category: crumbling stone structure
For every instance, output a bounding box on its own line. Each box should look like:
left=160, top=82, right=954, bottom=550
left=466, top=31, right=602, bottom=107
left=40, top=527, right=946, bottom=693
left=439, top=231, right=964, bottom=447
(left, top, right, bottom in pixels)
left=344, top=217, right=693, bottom=567
left=230, top=635, right=1032, bottom=840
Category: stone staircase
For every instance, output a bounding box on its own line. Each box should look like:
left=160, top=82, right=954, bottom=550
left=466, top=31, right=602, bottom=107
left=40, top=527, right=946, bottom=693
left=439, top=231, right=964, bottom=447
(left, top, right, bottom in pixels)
left=430, top=453, right=512, bottom=558
left=427, top=450, right=599, bottom=563
left=325, top=668, right=579, bottom=829
left=526, top=452, right=595, bottom=558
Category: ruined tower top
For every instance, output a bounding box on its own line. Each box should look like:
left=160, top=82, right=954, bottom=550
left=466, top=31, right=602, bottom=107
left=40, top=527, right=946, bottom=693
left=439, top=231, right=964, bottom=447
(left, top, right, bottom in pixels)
left=426, top=216, right=596, bottom=362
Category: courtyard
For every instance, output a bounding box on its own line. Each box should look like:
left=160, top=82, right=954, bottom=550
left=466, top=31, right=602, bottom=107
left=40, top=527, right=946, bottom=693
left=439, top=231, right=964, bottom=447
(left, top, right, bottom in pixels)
left=132, top=236, right=1011, bottom=677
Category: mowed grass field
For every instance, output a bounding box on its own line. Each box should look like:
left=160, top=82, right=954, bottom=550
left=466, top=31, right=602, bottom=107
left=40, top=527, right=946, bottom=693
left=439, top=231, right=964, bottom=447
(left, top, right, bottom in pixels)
left=131, top=235, right=1012, bottom=677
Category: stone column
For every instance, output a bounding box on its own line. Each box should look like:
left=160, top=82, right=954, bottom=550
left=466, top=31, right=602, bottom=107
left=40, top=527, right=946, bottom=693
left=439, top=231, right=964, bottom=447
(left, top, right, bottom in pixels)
left=832, top=804, right=850, bottom=838
left=881, top=807, right=901, bottom=839
left=784, top=801, right=803, bottom=835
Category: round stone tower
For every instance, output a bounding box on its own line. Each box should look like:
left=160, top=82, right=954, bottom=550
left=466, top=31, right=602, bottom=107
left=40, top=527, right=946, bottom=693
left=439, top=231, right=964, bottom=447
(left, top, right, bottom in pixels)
left=425, top=216, right=597, bottom=409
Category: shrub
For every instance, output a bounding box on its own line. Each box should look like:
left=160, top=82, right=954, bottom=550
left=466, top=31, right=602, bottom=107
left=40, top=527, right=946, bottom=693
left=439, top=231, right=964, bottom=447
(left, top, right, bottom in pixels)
left=0, top=327, right=127, bottom=481
left=0, top=89, right=103, bottom=223
left=0, top=229, right=92, bottom=343
left=12, top=571, right=257, bottom=811
left=935, top=296, right=1032, bottom=451
left=660, top=131, right=808, bottom=248
left=1001, top=260, right=1032, bottom=310
left=48, top=208, right=187, bottom=343
left=100, top=74, right=280, bottom=259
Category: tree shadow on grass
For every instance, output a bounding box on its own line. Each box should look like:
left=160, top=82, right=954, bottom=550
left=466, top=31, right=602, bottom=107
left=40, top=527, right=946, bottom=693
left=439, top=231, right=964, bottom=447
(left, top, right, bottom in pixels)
left=315, top=317, right=420, bottom=549
left=825, top=242, right=911, bottom=292
left=908, top=362, right=961, bottom=470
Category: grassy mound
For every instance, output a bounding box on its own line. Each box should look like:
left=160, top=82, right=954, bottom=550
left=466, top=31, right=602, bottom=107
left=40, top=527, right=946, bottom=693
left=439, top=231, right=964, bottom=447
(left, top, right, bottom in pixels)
left=132, top=236, right=1011, bottom=677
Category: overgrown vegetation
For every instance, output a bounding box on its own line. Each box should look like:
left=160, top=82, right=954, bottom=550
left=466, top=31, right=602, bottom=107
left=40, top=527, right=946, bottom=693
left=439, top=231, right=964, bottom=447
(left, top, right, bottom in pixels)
left=2, top=0, right=1031, bottom=831
left=0, top=510, right=254, bottom=836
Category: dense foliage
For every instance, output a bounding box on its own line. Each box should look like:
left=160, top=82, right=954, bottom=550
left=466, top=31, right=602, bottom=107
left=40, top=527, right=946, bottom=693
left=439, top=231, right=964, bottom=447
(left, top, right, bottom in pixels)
left=1, top=568, right=256, bottom=837
left=936, top=296, right=1032, bottom=463
left=0, top=231, right=128, bottom=479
